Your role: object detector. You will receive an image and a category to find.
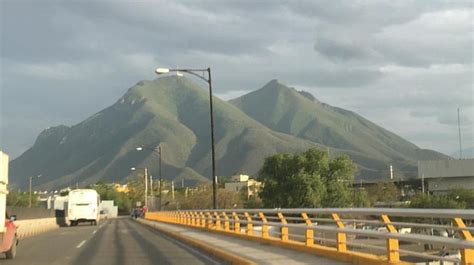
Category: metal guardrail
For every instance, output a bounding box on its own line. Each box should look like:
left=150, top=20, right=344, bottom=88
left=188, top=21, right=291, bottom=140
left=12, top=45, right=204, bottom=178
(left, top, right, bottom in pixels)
left=146, top=208, right=474, bottom=265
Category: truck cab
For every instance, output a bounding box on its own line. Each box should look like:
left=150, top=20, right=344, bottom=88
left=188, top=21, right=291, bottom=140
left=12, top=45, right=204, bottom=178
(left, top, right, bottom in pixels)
left=0, top=151, right=17, bottom=259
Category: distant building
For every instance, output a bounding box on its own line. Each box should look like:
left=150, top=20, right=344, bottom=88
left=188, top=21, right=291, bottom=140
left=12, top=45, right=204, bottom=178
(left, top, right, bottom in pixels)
left=114, top=184, right=129, bottom=193
left=224, top=174, right=262, bottom=199
left=418, top=159, right=474, bottom=193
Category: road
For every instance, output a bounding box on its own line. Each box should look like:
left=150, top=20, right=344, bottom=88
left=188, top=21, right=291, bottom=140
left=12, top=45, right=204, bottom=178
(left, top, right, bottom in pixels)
left=0, top=217, right=224, bottom=265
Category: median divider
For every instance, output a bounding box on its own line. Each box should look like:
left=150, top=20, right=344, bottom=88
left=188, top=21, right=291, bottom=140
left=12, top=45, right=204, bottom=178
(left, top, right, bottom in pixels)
left=15, top=218, right=61, bottom=238
left=136, top=218, right=257, bottom=265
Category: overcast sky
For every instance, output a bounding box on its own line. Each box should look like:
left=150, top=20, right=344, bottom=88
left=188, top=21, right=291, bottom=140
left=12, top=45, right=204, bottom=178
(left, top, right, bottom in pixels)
left=1, top=0, right=473, bottom=159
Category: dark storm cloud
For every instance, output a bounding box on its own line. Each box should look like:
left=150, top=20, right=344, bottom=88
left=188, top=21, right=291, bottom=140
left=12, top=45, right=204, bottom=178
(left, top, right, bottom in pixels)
left=0, top=0, right=472, bottom=157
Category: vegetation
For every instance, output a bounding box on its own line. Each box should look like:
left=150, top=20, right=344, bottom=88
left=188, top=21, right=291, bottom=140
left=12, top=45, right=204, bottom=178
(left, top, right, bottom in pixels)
left=258, top=148, right=358, bottom=208
left=88, top=182, right=133, bottom=212
left=10, top=76, right=447, bottom=191
left=7, top=191, right=38, bottom=207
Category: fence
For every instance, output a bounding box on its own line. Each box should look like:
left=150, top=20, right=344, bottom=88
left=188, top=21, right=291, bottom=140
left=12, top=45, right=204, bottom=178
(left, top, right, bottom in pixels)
left=146, top=208, right=474, bottom=265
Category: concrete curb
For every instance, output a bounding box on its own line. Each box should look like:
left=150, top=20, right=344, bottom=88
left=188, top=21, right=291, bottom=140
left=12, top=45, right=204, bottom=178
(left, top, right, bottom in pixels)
left=15, top=218, right=61, bottom=238
left=137, top=218, right=257, bottom=265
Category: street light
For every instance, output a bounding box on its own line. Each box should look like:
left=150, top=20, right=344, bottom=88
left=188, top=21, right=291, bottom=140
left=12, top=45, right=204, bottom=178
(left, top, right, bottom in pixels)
left=136, top=145, right=163, bottom=211
left=155, top=67, right=217, bottom=209
left=29, top=174, right=41, bottom=208
left=131, top=167, right=148, bottom=208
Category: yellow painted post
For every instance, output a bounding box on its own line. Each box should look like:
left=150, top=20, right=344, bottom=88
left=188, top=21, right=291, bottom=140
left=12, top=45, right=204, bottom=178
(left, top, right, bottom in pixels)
left=206, top=212, right=213, bottom=229
left=223, top=212, right=230, bottom=231
left=232, top=212, right=241, bottom=233
left=331, top=213, right=347, bottom=252
left=381, top=214, right=400, bottom=263
left=190, top=211, right=196, bottom=226
left=214, top=212, right=222, bottom=230
left=244, top=212, right=253, bottom=236
left=259, top=212, right=269, bottom=239
left=277, top=212, right=288, bottom=242
left=302, top=212, right=314, bottom=247
left=200, top=212, right=206, bottom=228
left=454, top=217, right=474, bottom=265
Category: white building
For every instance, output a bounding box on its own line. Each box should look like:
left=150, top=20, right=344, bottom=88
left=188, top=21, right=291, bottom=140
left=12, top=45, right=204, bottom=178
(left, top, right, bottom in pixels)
left=418, top=159, right=474, bottom=193
left=224, top=174, right=262, bottom=199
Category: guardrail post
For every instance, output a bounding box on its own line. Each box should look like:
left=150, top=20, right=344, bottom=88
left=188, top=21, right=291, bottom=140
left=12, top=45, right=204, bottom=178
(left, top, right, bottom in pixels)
left=278, top=212, right=289, bottom=242
left=302, top=212, right=314, bottom=247
left=178, top=211, right=183, bottom=224
left=259, top=212, right=269, bottom=239
left=199, top=212, right=205, bottom=227
left=381, top=214, right=400, bottom=263
left=454, top=217, right=474, bottom=265
left=223, top=212, right=230, bottom=231
left=190, top=211, right=195, bottom=226
left=331, top=213, right=346, bottom=252
left=232, top=212, right=240, bottom=233
left=206, top=212, right=213, bottom=229
left=244, top=212, right=253, bottom=236
left=214, top=212, right=222, bottom=230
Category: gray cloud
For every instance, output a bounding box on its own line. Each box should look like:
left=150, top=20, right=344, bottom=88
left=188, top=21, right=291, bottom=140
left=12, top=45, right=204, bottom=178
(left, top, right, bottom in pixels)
left=1, top=0, right=473, bottom=158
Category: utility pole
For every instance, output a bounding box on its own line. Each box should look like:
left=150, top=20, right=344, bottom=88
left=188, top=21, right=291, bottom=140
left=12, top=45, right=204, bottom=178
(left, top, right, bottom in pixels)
left=421, top=174, right=425, bottom=194
left=29, top=174, right=41, bottom=208
left=458, top=108, right=463, bottom=159
left=171, top=181, right=175, bottom=200
left=159, top=145, right=163, bottom=211
left=144, top=168, right=148, bottom=208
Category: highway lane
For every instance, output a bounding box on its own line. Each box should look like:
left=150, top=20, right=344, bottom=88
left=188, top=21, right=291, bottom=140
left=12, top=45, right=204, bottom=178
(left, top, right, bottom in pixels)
left=0, top=217, right=224, bottom=265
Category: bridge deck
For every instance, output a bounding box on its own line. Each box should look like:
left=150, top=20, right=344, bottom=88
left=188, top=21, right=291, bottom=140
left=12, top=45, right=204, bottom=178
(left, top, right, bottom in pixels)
left=140, top=219, right=349, bottom=265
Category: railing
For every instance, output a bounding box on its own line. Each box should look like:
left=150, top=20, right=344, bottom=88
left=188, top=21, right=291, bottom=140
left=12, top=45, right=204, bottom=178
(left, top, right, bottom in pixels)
left=146, top=208, right=474, bottom=265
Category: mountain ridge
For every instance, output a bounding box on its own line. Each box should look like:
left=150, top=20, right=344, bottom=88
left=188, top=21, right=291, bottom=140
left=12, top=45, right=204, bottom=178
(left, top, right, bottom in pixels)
left=9, top=76, right=448, bottom=190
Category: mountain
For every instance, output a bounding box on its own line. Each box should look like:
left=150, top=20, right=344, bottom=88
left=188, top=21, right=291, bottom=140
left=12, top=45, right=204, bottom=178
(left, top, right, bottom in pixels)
left=230, top=79, right=449, bottom=178
left=9, top=77, right=318, bottom=190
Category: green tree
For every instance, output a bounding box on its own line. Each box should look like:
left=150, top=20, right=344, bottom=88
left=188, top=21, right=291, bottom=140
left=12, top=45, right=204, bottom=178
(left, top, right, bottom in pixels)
left=258, top=148, right=356, bottom=208
left=7, top=191, right=38, bottom=207
left=367, top=182, right=399, bottom=204
left=409, top=192, right=465, bottom=209
left=351, top=188, right=371, bottom=207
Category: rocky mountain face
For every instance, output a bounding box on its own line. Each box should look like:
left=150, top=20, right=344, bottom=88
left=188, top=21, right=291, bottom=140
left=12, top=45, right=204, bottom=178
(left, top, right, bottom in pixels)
left=10, top=77, right=448, bottom=190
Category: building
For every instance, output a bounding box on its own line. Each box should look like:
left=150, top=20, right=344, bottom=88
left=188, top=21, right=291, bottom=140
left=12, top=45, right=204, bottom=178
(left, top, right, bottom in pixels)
left=224, top=174, right=262, bottom=199
left=418, top=159, right=474, bottom=193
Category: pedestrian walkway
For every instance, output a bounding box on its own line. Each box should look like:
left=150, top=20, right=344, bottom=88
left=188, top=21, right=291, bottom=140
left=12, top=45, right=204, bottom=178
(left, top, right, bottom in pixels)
left=138, top=219, right=350, bottom=265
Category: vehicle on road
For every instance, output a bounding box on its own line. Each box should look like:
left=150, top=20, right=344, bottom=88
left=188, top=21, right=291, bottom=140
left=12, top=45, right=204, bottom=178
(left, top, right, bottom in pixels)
left=0, top=151, right=18, bottom=259
left=67, top=189, right=101, bottom=226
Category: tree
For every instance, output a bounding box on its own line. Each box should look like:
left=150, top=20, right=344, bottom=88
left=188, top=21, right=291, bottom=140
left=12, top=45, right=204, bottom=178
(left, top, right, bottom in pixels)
left=258, top=148, right=356, bottom=208
left=367, top=182, right=399, bottom=204
left=409, top=192, right=465, bottom=209
left=7, top=191, right=38, bottom=207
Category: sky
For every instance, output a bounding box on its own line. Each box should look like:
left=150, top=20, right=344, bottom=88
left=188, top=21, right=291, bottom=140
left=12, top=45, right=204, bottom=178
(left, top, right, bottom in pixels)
left=1, top=0, right=473, bottom=159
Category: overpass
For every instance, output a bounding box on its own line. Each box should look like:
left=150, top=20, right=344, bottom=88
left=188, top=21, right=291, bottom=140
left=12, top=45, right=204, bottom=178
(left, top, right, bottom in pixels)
left=3, top=208, right=473, bottom=265
left=145, top=208, right=474, bottom=265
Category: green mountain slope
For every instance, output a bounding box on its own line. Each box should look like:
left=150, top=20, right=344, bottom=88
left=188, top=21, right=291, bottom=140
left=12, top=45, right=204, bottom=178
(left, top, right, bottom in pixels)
left=10, top=77, right=317, bottom=190
left=230, top=79, right=449, bottom=177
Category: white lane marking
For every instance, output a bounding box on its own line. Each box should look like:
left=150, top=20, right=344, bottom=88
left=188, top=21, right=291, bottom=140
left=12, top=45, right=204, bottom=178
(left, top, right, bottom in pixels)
left=92, top=230, right=97, bottom=235
left=158, top=230, right=221, bottom=265
left=76, top=240, right=86, bottom=248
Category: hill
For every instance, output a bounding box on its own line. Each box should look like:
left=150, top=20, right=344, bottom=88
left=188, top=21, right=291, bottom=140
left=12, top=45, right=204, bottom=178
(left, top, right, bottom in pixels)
left=9, top=77, right=317, bottom=190
left=230, top=79, right=449, bottom=178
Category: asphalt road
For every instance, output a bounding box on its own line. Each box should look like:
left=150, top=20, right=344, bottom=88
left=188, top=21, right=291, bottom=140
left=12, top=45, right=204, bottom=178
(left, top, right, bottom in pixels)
left=0, top=217, right=224, bottom=265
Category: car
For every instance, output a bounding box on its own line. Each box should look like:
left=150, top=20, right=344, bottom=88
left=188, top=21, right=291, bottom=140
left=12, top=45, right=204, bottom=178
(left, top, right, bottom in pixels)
left=0, top=213, right=18, bottom=259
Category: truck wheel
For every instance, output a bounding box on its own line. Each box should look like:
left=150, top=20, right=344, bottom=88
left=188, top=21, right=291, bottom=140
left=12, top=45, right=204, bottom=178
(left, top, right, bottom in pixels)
left=5, top=236, right=17, bottom=259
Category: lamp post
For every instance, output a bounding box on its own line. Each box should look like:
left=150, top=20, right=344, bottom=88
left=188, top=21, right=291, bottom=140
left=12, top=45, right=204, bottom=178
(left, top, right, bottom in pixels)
left=155, top=67, right=217, bottom=209
left=131, top=167, right=148, bottom=208
left=29, top=174, right=41, bottom=208
left=136, top=145, right=163, bottom=211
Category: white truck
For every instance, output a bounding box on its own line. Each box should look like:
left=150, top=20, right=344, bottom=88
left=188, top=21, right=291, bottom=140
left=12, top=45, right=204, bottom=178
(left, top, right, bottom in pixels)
left=0, top=151, right=18, bottom=259
left=67, top=189, right=101, bottom=226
